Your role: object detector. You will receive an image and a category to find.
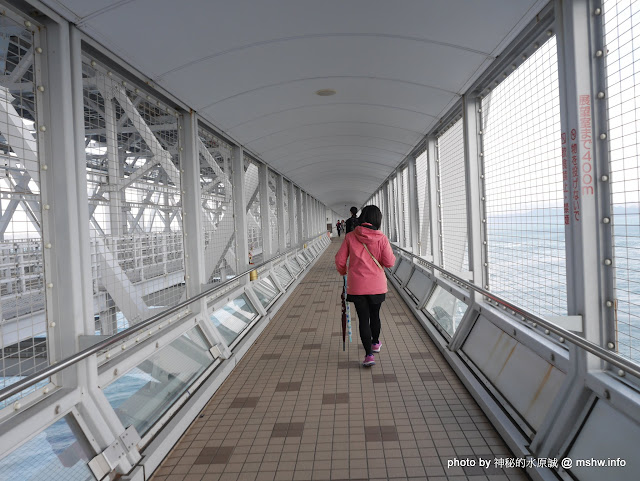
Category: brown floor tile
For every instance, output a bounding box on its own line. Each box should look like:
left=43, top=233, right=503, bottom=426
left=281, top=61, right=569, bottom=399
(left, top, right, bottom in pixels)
left=150, top=239, right=524, bottom=481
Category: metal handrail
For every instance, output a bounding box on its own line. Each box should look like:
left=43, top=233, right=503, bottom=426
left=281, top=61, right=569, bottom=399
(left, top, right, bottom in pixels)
left=0, top=235, right=327, bottom=404
left=392, top=244, right=640, bottom=380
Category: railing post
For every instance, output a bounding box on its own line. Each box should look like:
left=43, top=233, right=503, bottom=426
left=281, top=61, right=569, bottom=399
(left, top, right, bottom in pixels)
left=427, top=136, right=442, bottom=267
left=259, top=163, right=272, bottom=259
left=232, top=145, right=248, bottom=273
left=462, top=94, right=487, bottom=299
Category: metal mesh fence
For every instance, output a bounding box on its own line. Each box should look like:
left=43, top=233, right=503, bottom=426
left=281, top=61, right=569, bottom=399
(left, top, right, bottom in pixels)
left=198, top=126, right=236, bottom=284
left=603, top=0, right=640, bottom=362
left=245, top=157, right=262, bottom=264
left=416, top=151, right=431, bottom=256
left=268, top=170, right=279, bottom=253
left=437, top=119, right=468, bottom=271
left=0, top=19, right=48, bottom=399
left=481, top=36, right=567, bottom=318
left=83, top=57, right=184, bottom=336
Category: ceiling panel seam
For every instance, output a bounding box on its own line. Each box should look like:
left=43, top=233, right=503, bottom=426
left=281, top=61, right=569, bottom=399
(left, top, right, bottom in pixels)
left=154, top=32, right=495, bottom=81
left=244, top=120, right=425, bottom=144
left=197, top=75, right=461, bottom=110
left=227, top=102, right=439, bottom=130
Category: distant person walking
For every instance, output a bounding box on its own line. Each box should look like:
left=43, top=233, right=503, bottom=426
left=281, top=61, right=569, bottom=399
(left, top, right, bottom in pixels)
left=345, top=206, right=359, bottom=234
left=336, top=220, right=342, bottom=237
left=341, top=219, right=346, bottom=232
left=335, top=205, right=396, bottom=367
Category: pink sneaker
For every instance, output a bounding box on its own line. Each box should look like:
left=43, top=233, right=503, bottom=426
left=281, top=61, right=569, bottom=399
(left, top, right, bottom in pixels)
left=372, top=342, right=382, bottom=353
left=363, top=354, right=375, bottom=367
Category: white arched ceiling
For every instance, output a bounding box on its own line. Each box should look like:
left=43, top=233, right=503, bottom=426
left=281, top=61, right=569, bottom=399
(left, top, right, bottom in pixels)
left=50, top=0, right=547, bottom=212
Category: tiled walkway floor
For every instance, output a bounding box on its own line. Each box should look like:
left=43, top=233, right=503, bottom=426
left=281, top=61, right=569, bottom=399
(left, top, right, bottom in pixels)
left=152, top=239, right=528, bottom=481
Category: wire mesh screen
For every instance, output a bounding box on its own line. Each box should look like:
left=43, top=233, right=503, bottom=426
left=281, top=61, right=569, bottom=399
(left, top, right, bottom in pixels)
left=604, top=0, right=640, bottom=362
left=245, top=157, right=262, bottom=264
left=268, top=170, right=279, bottom=253
left=198, top=126, right=236, bottom=284
left=437, top=119, right=468, bottom=271
left=0, top=19, right=49, bottom=399
left=83, top=57, right=184, bottom=336
left=402, top=166, right=411, bottom=247
left=481, top=36, right=566, bottom=318
left=416, top=151, right=431, bottom=256
left=283, top=179, right=290, bottom=247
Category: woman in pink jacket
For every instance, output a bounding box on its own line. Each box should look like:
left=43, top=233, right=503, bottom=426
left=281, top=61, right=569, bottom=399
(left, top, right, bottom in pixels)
left=335, top=205, right=396, bottom=366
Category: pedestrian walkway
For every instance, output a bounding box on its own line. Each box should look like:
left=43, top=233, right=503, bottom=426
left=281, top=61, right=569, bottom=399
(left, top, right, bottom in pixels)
left=151, top=239, right=528, bottom=481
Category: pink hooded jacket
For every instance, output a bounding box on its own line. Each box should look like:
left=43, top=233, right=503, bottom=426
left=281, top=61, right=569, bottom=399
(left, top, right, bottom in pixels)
left=335, top=224, right=396, bottom=295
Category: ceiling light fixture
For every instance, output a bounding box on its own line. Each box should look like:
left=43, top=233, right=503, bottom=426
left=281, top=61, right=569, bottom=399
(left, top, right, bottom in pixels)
left=315, top=89, right=336, bottom=96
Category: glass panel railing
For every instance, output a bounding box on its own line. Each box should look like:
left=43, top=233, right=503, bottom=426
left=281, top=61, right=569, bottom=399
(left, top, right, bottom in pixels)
left=253, top=277, right=279, bottom=308
left=274, top=265, right=293, bottom=287
left=297, top=254, right=308, bottom=267
left=424, top=286, right=468, bottom=337
left=288, top=258, right=302, bottom=275
left=102, top=327, right=212, bottom=436
left=208, top=294, right=259, bottom=346
left=0, top=414, right=95, bottom=481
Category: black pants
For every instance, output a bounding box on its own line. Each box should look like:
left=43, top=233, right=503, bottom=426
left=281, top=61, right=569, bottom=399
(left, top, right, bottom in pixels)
left=351, top=296, right=383, bottom=355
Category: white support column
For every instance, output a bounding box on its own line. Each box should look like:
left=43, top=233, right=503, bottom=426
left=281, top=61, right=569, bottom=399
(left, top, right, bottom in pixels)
left=427, top=136, right=442, bottom=267
left=528, top=1, right=610, bottom=461
left=556, top=0, right=606, bottom=352
left=407, top=156, right=420, bottom=252
left=44, top=20, right=136, bottom=472
left=276, top=174, right=286, bottom=253
left=232, top=145, right=248, bottom=272
left=181, top=113, right=206, bottom=299
left=382, top=183, right=390, bottom=236
left=288, top=180, right=296, bottom=245
left=259, top=163, right=272, bottom=259
left=296, top=187, right=303, bottom=245
left=395, top=173, right=403, bottom=245
left=463, top=95, right=486, bottom=297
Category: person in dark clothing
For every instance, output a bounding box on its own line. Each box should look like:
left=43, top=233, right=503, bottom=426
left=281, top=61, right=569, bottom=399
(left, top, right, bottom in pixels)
left=336, top=220, right=342, bottom=237
left=345, top=206, right=359, bottom=234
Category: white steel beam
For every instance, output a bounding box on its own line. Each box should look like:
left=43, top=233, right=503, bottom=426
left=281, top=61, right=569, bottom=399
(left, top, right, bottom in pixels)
left=104, top=92, right=124, bottom=236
